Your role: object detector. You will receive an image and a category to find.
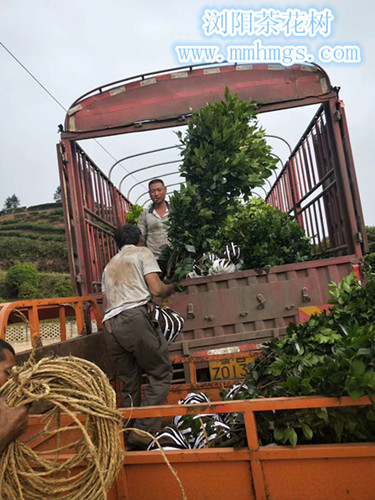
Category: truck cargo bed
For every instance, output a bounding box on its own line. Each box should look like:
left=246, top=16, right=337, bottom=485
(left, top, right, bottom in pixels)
left=21, top=395, right=375, bottom=500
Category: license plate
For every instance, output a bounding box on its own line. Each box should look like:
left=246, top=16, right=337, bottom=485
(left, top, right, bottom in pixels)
left=209, top=357, right=254, bottom=381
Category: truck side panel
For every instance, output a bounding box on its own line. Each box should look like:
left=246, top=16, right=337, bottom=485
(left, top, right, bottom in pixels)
left=21, top=395, right=375, bottom=500
left=56, top=63, right=367, bottom=356
left=168, top=254, right=357, bottom=356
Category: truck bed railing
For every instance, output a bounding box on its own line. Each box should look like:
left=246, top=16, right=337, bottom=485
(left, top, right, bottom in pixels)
left=23, top=394, right=375, bottom=500
left=0, top=296, right=103, bottom=345
left=266, top=100, right=365, bottom=259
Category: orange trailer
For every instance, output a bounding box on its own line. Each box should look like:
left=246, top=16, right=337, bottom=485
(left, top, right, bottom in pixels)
left=20, top=395, right=375, bottom=500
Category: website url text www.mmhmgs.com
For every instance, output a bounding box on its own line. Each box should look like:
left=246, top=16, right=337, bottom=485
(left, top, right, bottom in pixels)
left=175, top=40, right=361, bottom=66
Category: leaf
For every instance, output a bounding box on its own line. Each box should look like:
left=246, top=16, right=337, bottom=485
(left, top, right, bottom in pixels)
left=288, top=428, right=298, bottom=448
left=348, top=389, right=364, bottom=400
left=273, top=428, right=285, bottom=441
left=351, top=359, right=366, bottom=375
left=333, top=418, right=344, bottom=441
left=301, top=423, right=313, bottom=440
left=366, top=409, right=375, bottom=422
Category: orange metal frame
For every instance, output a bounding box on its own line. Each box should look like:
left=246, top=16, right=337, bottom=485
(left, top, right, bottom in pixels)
left=120, top=395, right=375, bottom=500
left=23, top=395, right=375, bottom=500
left=0, top=297, right=103, bottom=345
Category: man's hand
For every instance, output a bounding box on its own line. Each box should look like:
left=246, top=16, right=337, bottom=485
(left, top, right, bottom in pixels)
left=0, top=397, right=29, bottom=454
left=145, top=273, right=174, bottom=298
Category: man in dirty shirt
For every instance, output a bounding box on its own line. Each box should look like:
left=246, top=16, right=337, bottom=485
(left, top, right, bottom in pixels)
left=102, top=224, right=174, bottom=450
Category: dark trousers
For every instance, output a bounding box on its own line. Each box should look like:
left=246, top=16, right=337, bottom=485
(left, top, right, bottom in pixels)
left=106, top=305, right=172, bottom=433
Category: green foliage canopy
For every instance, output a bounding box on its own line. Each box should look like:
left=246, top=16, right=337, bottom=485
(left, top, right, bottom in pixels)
left=168, top=89, right=278, bottom=269
left=234, top=272, right=375, bottom=447
left=5, top=262, right=39, bottom=298
left=3, top=194, right=20, bottom=212
left=126, top=204, right=144, bottom=225
left=221, top=198, right=313, bottom=268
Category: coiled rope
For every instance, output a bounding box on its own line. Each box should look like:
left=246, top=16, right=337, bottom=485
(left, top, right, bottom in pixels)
left=0, top=352, right=124, bottom=500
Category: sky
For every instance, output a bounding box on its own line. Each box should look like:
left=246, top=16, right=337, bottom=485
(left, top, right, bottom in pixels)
left=1, top=0, right=375, bottom=225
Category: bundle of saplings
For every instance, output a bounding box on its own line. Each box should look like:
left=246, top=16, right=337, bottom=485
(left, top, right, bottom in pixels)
left=218, top=272, right=375, bottom=448
left=165, top=88, right=313, bottom=280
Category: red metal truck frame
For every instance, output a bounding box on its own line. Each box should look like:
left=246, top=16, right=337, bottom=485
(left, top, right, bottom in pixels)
left=57, top=62, right=367, bottom=299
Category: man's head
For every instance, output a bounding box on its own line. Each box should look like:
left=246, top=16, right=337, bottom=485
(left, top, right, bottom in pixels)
left=114, top=224, right=142, bottom=250
left=148, top=179, right=167, bottom=206
left=0, top=339, right=15, bottom=387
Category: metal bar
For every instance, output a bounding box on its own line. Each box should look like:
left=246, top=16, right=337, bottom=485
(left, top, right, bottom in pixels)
left=57, top=142, right=77, bottom=295
left=75, top=301, right=84, bottom=335
left=127, top=170, right=181, bottom=200
left=118, top=395, right=373, bottom=421
left=83, top=207, right=116, bottom=232
left=59, top=306, right=67, bottom=342
left=119, top=159, right=180, bottom=191
left=109, top=145, right=179, bottom=180
left=29, top=305, right=40, bottom=346
left=337, top=101, right=368, bottom=254
left=328, top=99, right=362, bottom=258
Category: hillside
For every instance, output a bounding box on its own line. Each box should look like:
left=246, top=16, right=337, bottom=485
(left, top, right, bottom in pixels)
left=0, top=202, right=68, bottom=273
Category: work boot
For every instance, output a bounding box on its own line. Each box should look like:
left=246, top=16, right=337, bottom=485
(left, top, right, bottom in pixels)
left=125, top=429, right=153, bottom=451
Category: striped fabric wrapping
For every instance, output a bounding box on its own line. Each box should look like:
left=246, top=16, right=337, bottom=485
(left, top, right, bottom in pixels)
left=220, top=242, right=241, bottom=264
left=193, top=421, right=232, bottom=449
left=173, top=392, right=223, bottom=446
left=225, top=382, right=249, bottom=400
left=173, top=392, right=212, bottom=433
left=207, top=258, right=236, bottom=275
left=187, top=243, right=241, bottom=279
left=222, top=382, right=249, bottom=425
left=147, top=425, right=191, bottom=451
left=153, top=305, right=184, bottom=344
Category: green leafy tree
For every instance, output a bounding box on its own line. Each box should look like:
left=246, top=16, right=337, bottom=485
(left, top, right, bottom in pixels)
left=53, top=186, right=62, bottom=202
left=221, top=198, right=313, bottom=268
left=168, top=89, right=278, bottom=273
left=3, top=194, right=20, bottom=212
left=126, top=204, right=144, bottom=225
left=4, top=262, right=39, bottom=298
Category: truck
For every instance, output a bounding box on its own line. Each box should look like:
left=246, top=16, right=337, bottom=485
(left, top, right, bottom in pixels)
left=1, top=62, right=373, bottom=499
left=56, top=61, right=367, bottom=391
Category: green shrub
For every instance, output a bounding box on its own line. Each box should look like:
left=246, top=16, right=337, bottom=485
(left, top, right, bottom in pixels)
left=5, top=262, right=39, bottom=298
left=0, top=230, right=66, bottom=242
left=18, top=281, right=39, bottom=299
left=54, top=278, right=73, bottom=297
left=0, top=222, right=65, bottom=233
left=28, top=202, right=62, bottom=211
left=366, top=226, right=375, bottom=254
left=221, top=198, right=313, bottom=268
left=0, top=237, right=68, bottom=272
left=126, top=205, right=144, bottom=225
left=236, top=272, right=375, bottom=447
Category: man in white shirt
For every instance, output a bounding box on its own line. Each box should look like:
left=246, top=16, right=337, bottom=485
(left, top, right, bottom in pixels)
left=138, top=179, right=170, bottom=278
left=102, top=224, right=174, bottom=449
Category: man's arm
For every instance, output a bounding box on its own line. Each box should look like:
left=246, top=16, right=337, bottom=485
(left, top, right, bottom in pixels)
left=145, top=272, right=174, bottom=297
left=0, top=398, right=28, bottom=454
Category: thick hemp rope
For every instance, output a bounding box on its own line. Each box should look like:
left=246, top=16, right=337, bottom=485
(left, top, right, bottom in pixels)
left=0, top=352, right=124, bottom=500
